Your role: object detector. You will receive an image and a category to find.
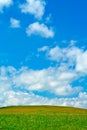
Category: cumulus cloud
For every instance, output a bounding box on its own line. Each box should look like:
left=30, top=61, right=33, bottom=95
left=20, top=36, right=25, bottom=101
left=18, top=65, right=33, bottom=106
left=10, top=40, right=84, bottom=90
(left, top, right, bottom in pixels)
left=10, top=18, right=20, bottom=28
left=26, top=22, right=54, bottom=38
left=2, top=90, right=87, bottom=108
left=48, top=46, right=81, bottom=62
left=13, top=67, right=82, bottom=96
left=47, top=45, right=87, bottom=74
left=0, top=0, right=13, bottom=12
left=0, top=66, right=86, bottom=108
left=0, top=66, right=82, bottom=97
left=20, top=0, right=46, bottom=19
left=76, top=51, right=87, bottom=73
left=0, top=44, right=87, bottom=108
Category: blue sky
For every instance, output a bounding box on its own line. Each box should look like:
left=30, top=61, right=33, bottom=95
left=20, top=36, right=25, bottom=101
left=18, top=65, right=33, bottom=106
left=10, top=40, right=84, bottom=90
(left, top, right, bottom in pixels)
left=0, top=0, right=87, bottom=108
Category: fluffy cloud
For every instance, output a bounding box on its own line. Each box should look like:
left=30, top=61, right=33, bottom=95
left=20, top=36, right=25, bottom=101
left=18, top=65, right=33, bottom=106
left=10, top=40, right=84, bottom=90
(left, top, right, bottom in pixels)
left=0, top=0, right=12, bottom=12
left=0, top=44, right=87, bottom=108
left=47, top=46, right=81, bottom=62
left=0, top=66, right=82, bottom=98
left=20, top=0, right=46, bottom=19
left=2, top=91, right=87, bottom=108
left=26, top=22, right=54, bottom=38
left=13, top=67, right=82, bottom=96
left=10, top=18, right=20, bottom=28
left=47, top=45, right=87, bottom=74
left=0, top=66, right=86, bottom=108
left=76, top=51, right=87, bottom=73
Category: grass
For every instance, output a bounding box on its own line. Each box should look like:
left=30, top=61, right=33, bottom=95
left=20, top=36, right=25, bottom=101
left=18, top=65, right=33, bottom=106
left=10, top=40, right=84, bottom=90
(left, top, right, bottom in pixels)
left=0, top=106, right=87, bottom=130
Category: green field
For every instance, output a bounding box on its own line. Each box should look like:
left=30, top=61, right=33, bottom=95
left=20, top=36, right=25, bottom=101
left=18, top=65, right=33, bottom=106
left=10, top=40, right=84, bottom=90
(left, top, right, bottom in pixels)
left=0, top=106, right=87, bottom=130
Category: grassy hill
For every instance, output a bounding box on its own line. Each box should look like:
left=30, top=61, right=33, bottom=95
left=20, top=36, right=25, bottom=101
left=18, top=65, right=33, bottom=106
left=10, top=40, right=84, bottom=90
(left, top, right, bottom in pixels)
left=0, top=106, right=87, bottom=130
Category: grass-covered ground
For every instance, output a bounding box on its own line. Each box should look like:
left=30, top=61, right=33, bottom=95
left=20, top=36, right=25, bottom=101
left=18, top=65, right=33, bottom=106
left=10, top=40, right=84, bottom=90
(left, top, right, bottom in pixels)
left=0, top=106, right=87, bottom=130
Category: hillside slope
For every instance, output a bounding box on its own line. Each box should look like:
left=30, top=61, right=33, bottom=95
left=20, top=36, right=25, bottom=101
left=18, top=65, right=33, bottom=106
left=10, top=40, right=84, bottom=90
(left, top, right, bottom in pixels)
left=0, top=105, right=87, bottom=114
left=0, top=106, right=87, bottom=130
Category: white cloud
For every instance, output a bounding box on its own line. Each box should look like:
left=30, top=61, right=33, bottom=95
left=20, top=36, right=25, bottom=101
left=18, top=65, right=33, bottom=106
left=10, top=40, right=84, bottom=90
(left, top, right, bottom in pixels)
left=12, top=67, right=82, bottom=96
left=20, top=0, right=46, bottom=19
left=47, top=45, right=87, bottom=74
left=38, top=46, right=49, bottom=52
left=74, top=92, right=87, bottom=108
left=26, top=22, right=54, bottom=38
left=10, top=18, right=20, bottom=28
left=1, top=45, right=87, bottom=108
left=76, top=51, right=87, bottom=73
left=0, top=66, right=86, bottom=108
left=48, top=46, right=64, bottom=61
left=48, top=46, right=82, bottom=63
left=1, top=90, right=87, bottom=108
left=0, top=0, right=13, bottom=12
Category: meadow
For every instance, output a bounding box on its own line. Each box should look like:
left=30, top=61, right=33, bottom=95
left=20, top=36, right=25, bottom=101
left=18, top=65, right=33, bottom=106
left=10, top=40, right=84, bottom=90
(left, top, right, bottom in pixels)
left=0, top=106, right=87, bottom=130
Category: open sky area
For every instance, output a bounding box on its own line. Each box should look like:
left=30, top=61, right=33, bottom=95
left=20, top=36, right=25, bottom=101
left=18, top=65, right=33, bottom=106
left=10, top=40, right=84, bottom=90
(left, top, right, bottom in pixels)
left=0, top=0, right=87, bottom=108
